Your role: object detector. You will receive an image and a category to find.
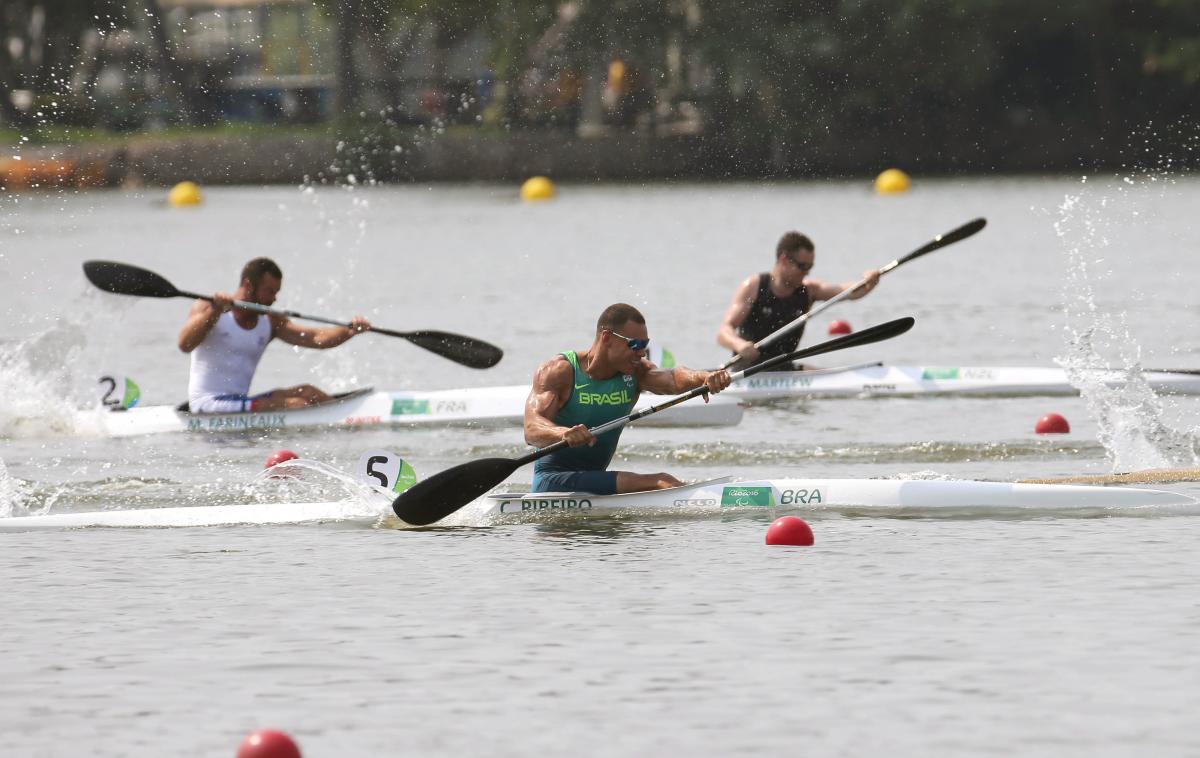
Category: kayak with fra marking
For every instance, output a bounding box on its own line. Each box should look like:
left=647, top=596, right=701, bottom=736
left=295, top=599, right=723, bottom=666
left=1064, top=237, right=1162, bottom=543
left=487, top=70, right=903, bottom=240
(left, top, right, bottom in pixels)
left=90, top=384, right=744, bottom=437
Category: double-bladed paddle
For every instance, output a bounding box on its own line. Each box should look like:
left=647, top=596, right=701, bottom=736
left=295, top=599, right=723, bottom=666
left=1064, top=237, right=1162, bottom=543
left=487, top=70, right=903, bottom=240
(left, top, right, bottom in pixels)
left=393, top=315, right=915, bottom=525
left=721, top=217, right=986, bottom=370
left=83, top=260, right=503, bottom=369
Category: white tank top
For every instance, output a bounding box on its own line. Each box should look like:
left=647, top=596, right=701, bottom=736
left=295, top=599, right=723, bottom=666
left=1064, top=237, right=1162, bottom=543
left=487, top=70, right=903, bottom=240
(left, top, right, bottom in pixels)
left=188, top=311, right=273, bottom=402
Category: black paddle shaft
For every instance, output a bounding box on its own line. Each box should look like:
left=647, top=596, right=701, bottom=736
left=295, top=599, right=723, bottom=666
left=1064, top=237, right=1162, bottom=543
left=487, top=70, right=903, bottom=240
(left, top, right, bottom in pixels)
left=880, top=217, right=987, bottom=274
left=83, top=260, right=503, bottom=369
left=721, top=218, right=985, bottom=369
left=392, top=316, right=915, bottom=525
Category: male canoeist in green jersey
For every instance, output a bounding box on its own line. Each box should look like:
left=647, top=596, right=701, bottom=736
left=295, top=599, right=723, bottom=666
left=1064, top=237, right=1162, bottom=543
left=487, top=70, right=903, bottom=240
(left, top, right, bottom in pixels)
left=525, top=303, right=731, bottom=495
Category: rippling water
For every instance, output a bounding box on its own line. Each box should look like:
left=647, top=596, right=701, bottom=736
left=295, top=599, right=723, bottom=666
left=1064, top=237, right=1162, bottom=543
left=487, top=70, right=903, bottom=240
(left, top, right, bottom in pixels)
left=3, top=175, right=1200, bottom=755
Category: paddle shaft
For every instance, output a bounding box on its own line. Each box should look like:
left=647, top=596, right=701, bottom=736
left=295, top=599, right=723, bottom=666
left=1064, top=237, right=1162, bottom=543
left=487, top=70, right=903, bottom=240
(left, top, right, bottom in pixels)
left=720, top=218, right=986, bottom=369
left=391, top=316, right=914, bottom=525
left=518, top=317, right=915, bottom=467
left=83, top=260, right=504, bottom=367
left=174, top=288, right=414, bottom=337
left=1020, top=468, right=1200, bottom=485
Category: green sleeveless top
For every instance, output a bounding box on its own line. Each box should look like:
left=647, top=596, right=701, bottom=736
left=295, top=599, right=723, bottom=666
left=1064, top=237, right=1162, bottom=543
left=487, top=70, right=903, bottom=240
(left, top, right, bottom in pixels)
left=534, top=351, right=639, bottom=475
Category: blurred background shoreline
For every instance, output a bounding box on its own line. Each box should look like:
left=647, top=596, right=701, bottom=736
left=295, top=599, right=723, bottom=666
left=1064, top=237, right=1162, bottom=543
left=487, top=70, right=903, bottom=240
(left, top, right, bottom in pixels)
left=3, top=0, right=1199, bottom=188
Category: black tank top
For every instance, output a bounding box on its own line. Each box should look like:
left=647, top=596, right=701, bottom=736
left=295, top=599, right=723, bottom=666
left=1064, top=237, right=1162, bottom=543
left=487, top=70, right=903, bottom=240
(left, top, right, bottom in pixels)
left=737, top=273, right=811, bottom=366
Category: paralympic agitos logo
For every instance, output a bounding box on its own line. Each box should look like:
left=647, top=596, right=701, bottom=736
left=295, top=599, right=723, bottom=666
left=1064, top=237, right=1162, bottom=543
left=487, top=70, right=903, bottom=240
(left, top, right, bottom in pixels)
left=721, top=486, right=774, bottom=507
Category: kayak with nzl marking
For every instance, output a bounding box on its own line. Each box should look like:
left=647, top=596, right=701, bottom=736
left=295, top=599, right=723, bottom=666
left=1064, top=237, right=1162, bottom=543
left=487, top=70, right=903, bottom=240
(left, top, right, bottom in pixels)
left=726, top=362, right=1200, bottom=401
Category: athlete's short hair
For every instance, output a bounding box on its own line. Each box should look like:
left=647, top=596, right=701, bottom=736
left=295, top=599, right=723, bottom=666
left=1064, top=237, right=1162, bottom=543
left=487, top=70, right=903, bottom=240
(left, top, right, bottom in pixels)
left=596, top=303, right=646, bottom=334
left=241, top=257, right=283, bottom=287
left=776, top=232, right=815, bottom=258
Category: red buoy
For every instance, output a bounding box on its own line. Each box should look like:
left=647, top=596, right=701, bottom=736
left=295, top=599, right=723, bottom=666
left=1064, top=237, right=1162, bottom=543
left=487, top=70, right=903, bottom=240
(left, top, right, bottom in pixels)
left=828, top=320, right=853, bottom=335
left=237, top=729, right=302, bottom=758
left=265, top=450, right=299, bottom=469
left=765, top=516, right=815, bottom=546
left=1035, top=413, right=1070, bottom=434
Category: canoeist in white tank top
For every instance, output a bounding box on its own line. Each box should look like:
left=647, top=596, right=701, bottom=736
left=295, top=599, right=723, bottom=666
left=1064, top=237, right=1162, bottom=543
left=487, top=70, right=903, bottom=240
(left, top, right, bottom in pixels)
left=179, top=257, right=371, bottom=414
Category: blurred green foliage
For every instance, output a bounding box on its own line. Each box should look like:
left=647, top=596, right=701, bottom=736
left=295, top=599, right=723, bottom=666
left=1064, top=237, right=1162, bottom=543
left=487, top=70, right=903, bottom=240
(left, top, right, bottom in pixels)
left=4, top=1, right=1198, bottom=171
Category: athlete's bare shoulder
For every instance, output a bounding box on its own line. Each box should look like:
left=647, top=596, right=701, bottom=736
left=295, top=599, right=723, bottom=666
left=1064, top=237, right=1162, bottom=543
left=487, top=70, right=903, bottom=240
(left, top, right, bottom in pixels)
left=533, top=354, right=574, bottom=392
left=527, top=354, right=575, bottom=420
left=735, top=273, right=762, bottom=301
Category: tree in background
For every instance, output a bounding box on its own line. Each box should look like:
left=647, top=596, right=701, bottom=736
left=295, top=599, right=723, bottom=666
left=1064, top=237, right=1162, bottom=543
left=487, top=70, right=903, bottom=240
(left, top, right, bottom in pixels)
left=5, top=0, right=1200, bottom=173
left=686, top=0, right=1200, bottom=172
left=0, top=0, right=125, bottom=125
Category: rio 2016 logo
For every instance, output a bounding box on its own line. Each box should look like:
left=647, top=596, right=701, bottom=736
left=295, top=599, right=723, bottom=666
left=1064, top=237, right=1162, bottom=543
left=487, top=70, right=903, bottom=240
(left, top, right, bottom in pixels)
left=718, top=486, right=825, bottom=506
left=720, top=487, right=773, bottom=507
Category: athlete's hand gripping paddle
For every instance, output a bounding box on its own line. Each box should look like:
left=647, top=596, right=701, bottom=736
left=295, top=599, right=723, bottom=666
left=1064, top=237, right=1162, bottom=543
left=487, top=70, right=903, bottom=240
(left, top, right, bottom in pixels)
left=393, top=316, right=915, bottom=526
left=720, top=218, right=985, bottom=370
left=83, top=261, right=504, bottom=369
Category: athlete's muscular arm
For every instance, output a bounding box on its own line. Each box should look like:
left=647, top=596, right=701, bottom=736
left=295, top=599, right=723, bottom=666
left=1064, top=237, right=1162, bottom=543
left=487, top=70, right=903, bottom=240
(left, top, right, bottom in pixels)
left=807, top=269, right=881, bottom=301
left=639, top=363, right=732, bottom=397
left=178, top=293, right=234, bottom=353
left=524, top=357, right=594, bottom=448
left=716, top=275, right=761, bottom=363
left=272, top=315, right=371, bottom=349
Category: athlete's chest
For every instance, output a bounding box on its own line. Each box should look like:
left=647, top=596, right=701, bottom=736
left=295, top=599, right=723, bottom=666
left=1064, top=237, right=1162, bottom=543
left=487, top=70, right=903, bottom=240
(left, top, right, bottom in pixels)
left=215, top=318, right=270, bottom=348
left=569, top=372, right=637, bottom=407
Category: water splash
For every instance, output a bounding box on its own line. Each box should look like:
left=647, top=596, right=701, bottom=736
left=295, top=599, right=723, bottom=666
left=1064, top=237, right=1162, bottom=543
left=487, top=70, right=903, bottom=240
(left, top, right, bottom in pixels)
left=248, top=457, right=382, bottom=503
left=284, top=184, right=370, bottom=392
left=1054, top=169, right=1200, bottom=471
left=0, top=458, right=35, bottom=518
left=0, top=458, right=388, bottom=525
left=0, top=321, right=91, bottom=438
left=287, top=141, right=377, bottom=391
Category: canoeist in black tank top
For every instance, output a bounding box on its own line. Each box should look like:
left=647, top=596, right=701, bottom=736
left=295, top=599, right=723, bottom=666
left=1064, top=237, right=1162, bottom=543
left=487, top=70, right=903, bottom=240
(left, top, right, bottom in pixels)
left=716, top=231, right=882, bottom=371
left=738, top=273, right=812, bottom=363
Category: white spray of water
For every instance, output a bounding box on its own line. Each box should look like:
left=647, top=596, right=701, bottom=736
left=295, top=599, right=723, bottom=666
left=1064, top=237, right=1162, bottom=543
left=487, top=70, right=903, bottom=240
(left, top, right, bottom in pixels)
left=284, top=152, right=377, bottom=391
left=0, top=458, right=33, bottom=518
left=248, top=456, right=383, bottom=503
left=0, top=321, right=92, bottom=438
left=1054, top=173, right=1199, bottom=471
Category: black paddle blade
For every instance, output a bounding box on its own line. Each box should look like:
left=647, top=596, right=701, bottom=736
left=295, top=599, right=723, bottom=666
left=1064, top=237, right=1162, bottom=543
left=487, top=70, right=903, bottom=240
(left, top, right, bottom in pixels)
left=388, top=329, right=503, bottom=369
left=740, top=316, right=914, bottom=377
left=794, top=315, right=914, bottom=358
left=939, top=217, right=987, bottom=244
left=83, top=260, right=180, bottom=299
left=906, top=218, right=987, bottom=260
left=392, top=457, right=521, bottom=525
left=718, top=317, right=914, bottom=373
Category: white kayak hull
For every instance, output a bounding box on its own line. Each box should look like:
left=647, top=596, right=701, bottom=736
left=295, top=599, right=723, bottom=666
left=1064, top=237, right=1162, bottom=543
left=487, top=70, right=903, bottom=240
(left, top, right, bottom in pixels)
left=0, top=498, right=390, bottom=529
left=3, top=477, right=1193, bottom=530
left=726, top=363, right=1200, bottom=401
left=481, top=476, right=1197, bottom=518
left=91, top=385, right=743, bottom=437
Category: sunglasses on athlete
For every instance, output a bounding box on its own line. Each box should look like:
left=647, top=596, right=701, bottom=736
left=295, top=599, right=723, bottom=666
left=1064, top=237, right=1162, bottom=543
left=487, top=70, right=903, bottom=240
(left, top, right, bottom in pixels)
left=786, top=255, right=814, bottom=272
left=606, top=329, right=650, bottom=352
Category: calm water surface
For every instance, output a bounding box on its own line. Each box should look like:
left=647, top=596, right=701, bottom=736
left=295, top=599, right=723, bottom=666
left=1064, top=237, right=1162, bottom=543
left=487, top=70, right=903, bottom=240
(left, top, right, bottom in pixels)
left=2, top=176, right=1199, bottom=756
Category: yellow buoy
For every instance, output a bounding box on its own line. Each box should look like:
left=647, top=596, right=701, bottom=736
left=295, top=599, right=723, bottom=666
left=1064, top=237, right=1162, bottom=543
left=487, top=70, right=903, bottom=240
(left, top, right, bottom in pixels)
left=168, top=181, right=203, bottom=207
left=874, top=168, right=911, bottom=194
left=520, top=176, right=555, bottom=202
